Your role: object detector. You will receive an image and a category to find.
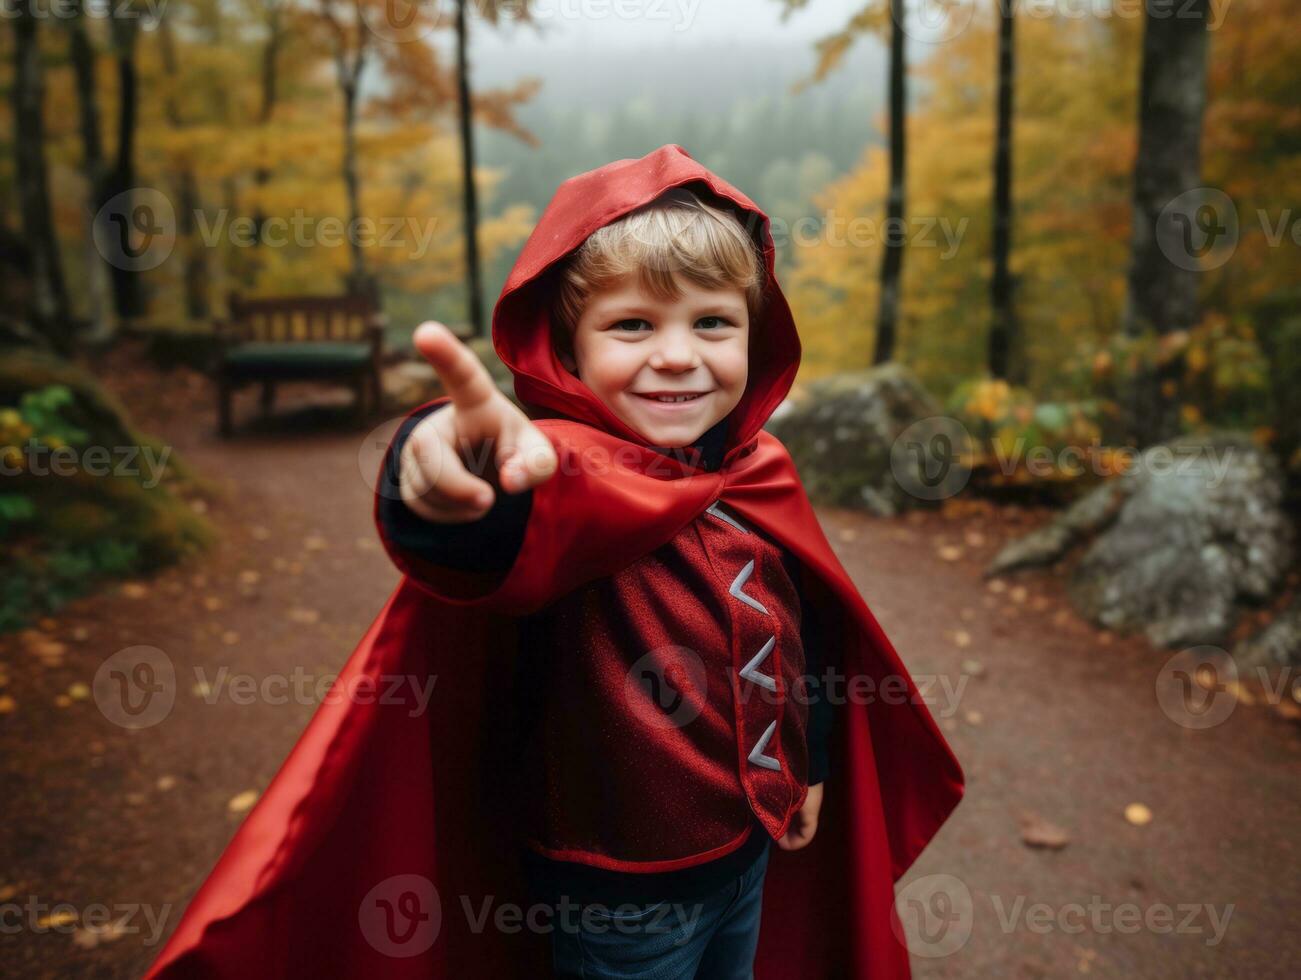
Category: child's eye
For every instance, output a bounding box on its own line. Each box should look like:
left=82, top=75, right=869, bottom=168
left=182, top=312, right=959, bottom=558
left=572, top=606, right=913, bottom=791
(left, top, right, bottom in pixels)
left=611, top=319, right=651, bottom=332
left=696, top=316, right=733, bottom=330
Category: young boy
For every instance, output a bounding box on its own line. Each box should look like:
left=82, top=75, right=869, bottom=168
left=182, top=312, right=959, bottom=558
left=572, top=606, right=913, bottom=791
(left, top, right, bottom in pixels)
left=380, top=184, right=836, bottom=978
left=145, top=145, right=963, bottom=980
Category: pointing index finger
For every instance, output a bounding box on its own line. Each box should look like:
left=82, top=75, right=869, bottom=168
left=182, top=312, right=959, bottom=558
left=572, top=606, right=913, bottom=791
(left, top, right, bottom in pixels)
left=412, top=321, right=498, bottom=415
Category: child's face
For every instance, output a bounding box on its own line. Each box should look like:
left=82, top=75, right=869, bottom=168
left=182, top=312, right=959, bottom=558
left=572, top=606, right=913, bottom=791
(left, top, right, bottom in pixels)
left=557, top=274, right=750, bottom=448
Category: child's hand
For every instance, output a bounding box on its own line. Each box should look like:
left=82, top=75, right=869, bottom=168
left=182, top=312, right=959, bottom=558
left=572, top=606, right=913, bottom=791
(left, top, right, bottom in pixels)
left=400, top=321, right=558, bottom=523
left=776, top=782, right=823, bottom=851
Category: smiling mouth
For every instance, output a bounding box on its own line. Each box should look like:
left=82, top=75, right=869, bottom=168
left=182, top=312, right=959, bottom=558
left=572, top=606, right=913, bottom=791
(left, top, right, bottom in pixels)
left=633, top=391, right=713, bottom=404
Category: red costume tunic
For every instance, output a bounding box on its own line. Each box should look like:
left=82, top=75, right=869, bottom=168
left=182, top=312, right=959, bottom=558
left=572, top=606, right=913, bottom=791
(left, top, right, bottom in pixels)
left=144, top=144, right=965, bottom=979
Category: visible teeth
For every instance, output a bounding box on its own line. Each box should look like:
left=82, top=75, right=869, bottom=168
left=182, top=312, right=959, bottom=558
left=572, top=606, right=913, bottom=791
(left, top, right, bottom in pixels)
left=652, top=394, right=697, bottom=402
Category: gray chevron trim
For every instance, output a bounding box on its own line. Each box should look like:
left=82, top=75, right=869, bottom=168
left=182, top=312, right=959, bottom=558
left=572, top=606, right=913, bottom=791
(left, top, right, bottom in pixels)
left=728, top=559, right=769, bottom=614
left=748, top=719, right=781, bottom=771
left=739, top=635, right=778, bottom=692
left=705, top=501, right=750, bottom=534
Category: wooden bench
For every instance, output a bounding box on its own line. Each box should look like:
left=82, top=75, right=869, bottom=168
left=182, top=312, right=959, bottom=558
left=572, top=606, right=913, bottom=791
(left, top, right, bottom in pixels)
left=214, top=291, right=386, bottom=436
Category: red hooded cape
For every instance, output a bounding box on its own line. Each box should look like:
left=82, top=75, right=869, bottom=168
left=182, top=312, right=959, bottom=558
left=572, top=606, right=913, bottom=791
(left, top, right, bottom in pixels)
left=145, top=144, right=964, bottom=979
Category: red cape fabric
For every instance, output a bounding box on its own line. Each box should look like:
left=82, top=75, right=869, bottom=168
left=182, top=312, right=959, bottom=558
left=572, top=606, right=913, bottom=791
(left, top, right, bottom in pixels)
left=145, top=144, right=964, bottom=979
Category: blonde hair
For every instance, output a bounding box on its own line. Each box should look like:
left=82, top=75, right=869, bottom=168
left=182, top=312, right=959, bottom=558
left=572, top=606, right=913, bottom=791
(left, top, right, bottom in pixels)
left=550, top=187, right=766, bottom=345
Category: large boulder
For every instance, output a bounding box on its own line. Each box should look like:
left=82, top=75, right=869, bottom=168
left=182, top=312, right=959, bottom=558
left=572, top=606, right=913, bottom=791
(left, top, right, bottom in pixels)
left=1234, top=594, right=1301, bottom=671
left=989, top=431, right=1294, bottom=648
left=765, top=364, right=952, bottom=516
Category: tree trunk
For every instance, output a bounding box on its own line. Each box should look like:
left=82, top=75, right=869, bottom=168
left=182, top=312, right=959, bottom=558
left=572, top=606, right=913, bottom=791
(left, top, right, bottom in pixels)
left=1121, top=0, right=1211, bottom=447
left=158, top=14, right=209, bottom=321
left=456, top=0, right=485, bottom=340
left=873, top=0, right=906, bottom=365
left=105, top=14, right=144, bottom=321
left=12, top=1, right=72, bottom=351
left=252, top=1, right=284, bottom=247
left=68, top=0, right=114, bottom=342
left=988, top=3, right=1019, bottom=383
left=341, top=76, right=369, bottom=296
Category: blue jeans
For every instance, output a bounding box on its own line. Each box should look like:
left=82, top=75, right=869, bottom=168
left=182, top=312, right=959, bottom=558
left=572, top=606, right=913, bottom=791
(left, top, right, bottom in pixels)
left=550, top=844, right=770, bottom=980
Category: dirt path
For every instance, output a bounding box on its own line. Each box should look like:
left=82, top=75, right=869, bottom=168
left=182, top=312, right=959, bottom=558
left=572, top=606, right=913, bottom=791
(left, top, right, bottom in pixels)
left=2, top=355, right=1297, bottom=979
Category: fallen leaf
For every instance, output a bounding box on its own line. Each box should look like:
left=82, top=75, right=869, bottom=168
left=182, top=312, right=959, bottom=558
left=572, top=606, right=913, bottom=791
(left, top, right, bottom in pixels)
left=202, top=596, right=224, bottom=613
left=121, top=582, right=150, bottom=600
left=1020, top=812, right=1071, bottom=850
left=54, top=695, right=72, bottom=708
left=251, top=525, right=271, bottom=541
left=38, top=910, right=78, bottom=928
left=288, top=607, right=319, bottom=625
left=951, top=630, right=972, bottom=649
left=238, top=570, right=261, bottom=586
left=38, top=617, right=58, bottom=631
left=228, top=790, right=259, bottom=813
left=962, top=658, right=985, bottom=678
left=304, top=535, right=328, bottom=551
left=67, top=683, right=90, bottom=701
left=964, top=710, right=983, bottom=725
left=937, top=545, right=964, bottom=562
left=1124, top=802, right=1152, bottom=826
left=987, top=579, right=1007, bottom=594
left=157, top=775, right=177, bottom=791
left=1009, top=586, right=1028, bottom=603
left=221, top=631, right=240, bottom=646
left=0, top=695, right=16, bottom=714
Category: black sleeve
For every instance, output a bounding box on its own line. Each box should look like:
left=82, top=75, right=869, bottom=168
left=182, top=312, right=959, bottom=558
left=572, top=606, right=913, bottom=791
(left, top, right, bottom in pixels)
left=376, top=402, right=532, bottom=574
left=783, top=550, right=835, bottom=786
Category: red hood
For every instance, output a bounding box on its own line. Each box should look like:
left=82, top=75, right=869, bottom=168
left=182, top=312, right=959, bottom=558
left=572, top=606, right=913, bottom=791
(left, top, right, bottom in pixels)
left=491, top=143, right=801, bottom=462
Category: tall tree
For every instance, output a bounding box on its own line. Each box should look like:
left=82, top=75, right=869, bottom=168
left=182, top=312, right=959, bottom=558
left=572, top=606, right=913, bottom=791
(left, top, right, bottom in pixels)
left=988, top=2, right=1019, bottom=382
left=1122, top=0, right=1212, bottom=446
left=66, top=0, right=114, bottom=341
left=778, top=0, right=910, bottom=364
left=12, top=0, right=72, bottom=350
left=89, top=12, right=146, bottom=321
left=157, top=12, right=210, bottom=321
left=318, top=0, right=374, bottom=299
left=454, top=0, right=484, bottom=338
left=873, top=0, right=905, bottom=364
left=250, top=0, right=287, bottom=248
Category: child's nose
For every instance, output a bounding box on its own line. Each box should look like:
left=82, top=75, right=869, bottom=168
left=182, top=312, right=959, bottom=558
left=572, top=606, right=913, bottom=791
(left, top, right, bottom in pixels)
left=648, top=328, right=699, bottom=371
